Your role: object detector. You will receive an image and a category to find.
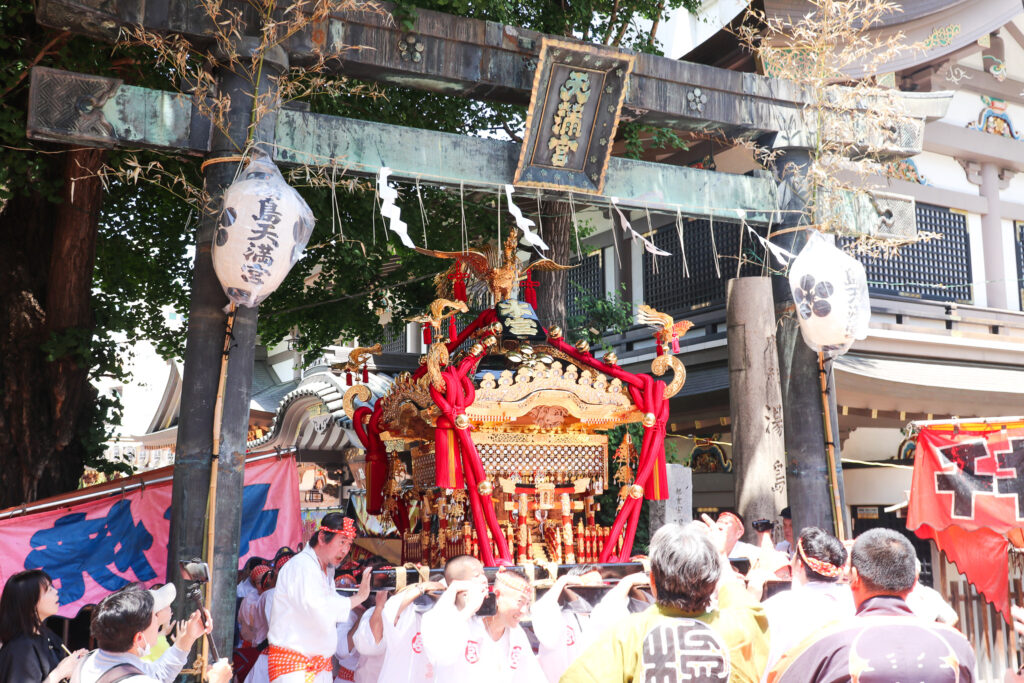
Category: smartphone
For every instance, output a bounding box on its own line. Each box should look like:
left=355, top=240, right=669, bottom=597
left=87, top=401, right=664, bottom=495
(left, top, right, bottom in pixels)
left=728, top=558, right=751, bottom=575
left=475, top=592, right=497, bottom=616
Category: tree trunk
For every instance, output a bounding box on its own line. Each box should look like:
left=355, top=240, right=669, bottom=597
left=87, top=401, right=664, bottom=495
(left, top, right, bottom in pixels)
left=0, top=147, right=104, bottom=507
left=535, top=200, right=572, bottom=331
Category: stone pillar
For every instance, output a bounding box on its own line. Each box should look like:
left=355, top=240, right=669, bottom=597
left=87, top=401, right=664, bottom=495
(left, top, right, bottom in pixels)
left=727, top=277, right=788, bottom=542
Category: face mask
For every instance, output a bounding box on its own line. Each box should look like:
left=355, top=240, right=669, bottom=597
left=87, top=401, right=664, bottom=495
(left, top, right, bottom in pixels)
left=137, top=635, right=151, bottom=658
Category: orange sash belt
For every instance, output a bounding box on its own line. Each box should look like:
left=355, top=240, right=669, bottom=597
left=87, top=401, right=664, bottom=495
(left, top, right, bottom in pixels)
left=267, top=645, right=332, bottom=683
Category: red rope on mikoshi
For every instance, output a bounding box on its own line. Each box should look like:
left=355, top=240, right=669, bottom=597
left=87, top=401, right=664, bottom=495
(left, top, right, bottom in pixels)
left=352, top=406, right=388, bottom=515
left=522, top=269, right=538, bottom=307
left=544, top=335, right=670, bottom=562
left=448, top=268, right=468, bottom=303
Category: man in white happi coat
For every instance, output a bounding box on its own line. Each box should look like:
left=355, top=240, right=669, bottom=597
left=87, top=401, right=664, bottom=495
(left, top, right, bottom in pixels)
left=759, top=526, right=854, bottom=679
left=376, top=555, right=478, bottom=682
left=351, top=590, right=388, bottom=683
left=267, top=514, right=372, bottom=683
left=421, top=569, right=544, bottom=682
left=532, top=565, right=648, bottom=683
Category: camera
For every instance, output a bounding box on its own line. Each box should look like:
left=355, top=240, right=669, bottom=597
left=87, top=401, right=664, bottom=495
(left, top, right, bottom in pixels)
left=752, top=519, right=774, bottom=533
left=179, top=560, right=210, bottom=583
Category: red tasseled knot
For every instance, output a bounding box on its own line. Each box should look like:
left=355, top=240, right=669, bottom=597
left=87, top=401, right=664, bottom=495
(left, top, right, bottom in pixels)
left=422, top=323, right=432, bottom=344
left=346, top=371, right=353, bottom=386
left=522, top=269, right=538, bottom=307
left=671, top=335, right=680, bottom=354
left=448, top=315, right=458, bottom=342
left=362, top=365, right=369, bottom=383
left=448, top=269, right=468, bottom=303
left=655, top=340, right=664, bottom=357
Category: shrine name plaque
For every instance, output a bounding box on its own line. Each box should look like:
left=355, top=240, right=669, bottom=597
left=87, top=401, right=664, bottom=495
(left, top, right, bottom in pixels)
left=514, top=38, right=635, bottom=195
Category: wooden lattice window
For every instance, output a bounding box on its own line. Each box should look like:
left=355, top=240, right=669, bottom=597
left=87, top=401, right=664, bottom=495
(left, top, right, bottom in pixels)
left=840, top=203, right=972, bottom=303
left=567, top=250, right=605, bottom=320
left=642, top=218, right=764, bottom=316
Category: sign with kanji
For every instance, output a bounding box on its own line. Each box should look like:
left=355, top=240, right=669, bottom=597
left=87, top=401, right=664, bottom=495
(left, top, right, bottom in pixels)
left=514, top=38, right=634, bottom=195
left=0, top=455, right=302, bottom=617
left=907, top=424, right=1024, bottom=624
left=496, top=299, right=545, bottom=341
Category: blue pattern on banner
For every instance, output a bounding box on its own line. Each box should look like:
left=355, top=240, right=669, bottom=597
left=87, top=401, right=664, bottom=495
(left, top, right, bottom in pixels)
left=240, top=483, right=278, bottom=556
left=25, top=499, right=156, bottom=605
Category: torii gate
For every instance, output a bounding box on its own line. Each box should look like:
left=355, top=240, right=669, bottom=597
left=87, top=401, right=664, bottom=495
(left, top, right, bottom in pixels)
left=27, top=0, right=942, bottom=658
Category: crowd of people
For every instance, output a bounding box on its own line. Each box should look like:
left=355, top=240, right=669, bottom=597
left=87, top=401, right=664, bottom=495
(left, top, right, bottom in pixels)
left=2, top=509, right=1024, bottom=683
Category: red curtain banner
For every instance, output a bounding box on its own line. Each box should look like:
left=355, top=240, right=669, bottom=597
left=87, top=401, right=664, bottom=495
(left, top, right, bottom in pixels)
left=907, top=424, right=1024, bottom=624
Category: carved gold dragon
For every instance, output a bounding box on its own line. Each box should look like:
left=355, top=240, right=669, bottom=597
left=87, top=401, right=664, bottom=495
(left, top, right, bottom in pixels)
left=636, top=304, right=692, bottom=399
left=407, top=298, right=469, bottom=333
left=414, top=228, right=573, bottom=302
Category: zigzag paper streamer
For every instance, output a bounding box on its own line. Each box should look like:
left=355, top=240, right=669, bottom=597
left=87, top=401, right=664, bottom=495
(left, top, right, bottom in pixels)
left=610, top=197, right=671, bottom=256
left=746, top=222, right=795, bottom=266
left=504, top=185, right=548, bottom=250
left=377, top=167, right=415, bottom=249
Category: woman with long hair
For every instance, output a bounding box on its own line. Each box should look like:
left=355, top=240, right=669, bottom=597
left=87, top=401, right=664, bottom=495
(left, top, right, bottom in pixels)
left=0, top=570, right=86, bottom=683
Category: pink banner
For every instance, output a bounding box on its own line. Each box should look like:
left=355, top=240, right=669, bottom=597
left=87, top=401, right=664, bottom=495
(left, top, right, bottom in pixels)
left=0, top=455, right=301, bottom=617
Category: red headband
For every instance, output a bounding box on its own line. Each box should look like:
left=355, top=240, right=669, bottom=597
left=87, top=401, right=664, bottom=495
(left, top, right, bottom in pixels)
left=321, top=517, right=356, bottom=540
left=797, top=538, right=842, bottom=578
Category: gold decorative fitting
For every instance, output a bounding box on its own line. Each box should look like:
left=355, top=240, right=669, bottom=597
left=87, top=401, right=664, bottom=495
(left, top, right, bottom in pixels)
left=575, top=339, right=590, bottom=353
left=418, top=355, right=428, bottom=365
left=549, top=325, right=563, bottom=339
left=642, top=412, right=656, bottom=427
left=483, top=335, right=498, bottom=348
left=469, top=343, right=484, bottom=356
left=490, top=321, right=505, bottom=335
left=477, top=480, right=493, bottom=496
left=604, top=352, right=618, bottom=365
left=629, top=484, right=644, bottom=499
left=454, top=414, right=470, bottom=430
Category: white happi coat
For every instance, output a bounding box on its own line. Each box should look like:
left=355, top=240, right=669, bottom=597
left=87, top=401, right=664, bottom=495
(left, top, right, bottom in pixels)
left=376, top=593, right=434, bottom=682
left=421, top=606, right=544, bottom=683
left=268, top=545, right=352, bottom=683
left=351, top=606, right=385, bottom=683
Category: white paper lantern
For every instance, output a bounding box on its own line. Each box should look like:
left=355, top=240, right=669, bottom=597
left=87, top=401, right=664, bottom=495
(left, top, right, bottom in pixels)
left=787, top=231, right=870, bottom=357
left=212, top=151, right=315, bottom=307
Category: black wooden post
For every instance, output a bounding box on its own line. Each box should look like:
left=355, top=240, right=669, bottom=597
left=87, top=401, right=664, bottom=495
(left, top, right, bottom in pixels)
left=768, top=144, right=850, bottom=539
left=208, top=42, right=287, bottom=660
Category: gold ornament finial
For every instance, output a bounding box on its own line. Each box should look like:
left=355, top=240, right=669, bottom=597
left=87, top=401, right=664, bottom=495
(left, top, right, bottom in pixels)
left=604, top=352, right=618, bottom=365
left=575, top=339, right=590, bottom=354
left=477, top=480, right=493, bottom=496
left=454, top=413, right=470, bottom=430
left=629, top=484, right=644, bottom=499
left=414, top=229, right=574, bottom=302
left=642, top=412, right=656, bottom=427
left=549, top=326, right=563, bottom=340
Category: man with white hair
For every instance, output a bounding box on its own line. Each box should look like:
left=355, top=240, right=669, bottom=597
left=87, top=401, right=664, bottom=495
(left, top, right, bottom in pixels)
left=561, top=521, right=769, bottom=682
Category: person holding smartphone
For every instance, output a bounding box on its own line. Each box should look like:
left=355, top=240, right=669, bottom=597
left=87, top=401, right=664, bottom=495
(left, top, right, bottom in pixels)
left=421, top=570, right=544, bottom=682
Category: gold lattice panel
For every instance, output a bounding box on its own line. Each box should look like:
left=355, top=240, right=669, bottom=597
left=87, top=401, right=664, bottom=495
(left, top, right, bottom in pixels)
left=411, top=432, right=607, bottom=488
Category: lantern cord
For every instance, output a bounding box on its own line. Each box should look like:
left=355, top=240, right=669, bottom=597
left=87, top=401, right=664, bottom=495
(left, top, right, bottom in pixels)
left=496, top=185, right=501, bottom=248
left=416, top=178, right=428, bottom=248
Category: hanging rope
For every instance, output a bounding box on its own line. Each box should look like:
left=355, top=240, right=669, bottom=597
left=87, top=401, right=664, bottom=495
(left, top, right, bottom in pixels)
left=416, top=177, right=428, bottom=248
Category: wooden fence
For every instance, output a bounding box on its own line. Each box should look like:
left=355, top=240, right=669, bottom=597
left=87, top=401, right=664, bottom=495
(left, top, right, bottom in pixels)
left=943, top=571, right=1022, bottom=682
